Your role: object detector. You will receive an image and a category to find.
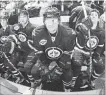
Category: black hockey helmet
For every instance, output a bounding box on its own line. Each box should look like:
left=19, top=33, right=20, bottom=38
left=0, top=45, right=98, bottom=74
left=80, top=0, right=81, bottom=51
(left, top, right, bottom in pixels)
left=43, top=7, right=60, bottom=21
left=18, top=10, right=29, bottom=18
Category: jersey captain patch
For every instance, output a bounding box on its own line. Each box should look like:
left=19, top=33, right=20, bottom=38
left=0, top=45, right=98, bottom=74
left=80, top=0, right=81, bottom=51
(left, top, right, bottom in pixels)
left=45, top=47, right=63, bottom=59
left=85, top=36, right=99, bottom=50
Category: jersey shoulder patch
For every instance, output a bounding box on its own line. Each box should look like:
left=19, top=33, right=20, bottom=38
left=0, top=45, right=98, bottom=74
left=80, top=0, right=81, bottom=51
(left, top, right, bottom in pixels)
left=32, top=25, right=45, bottom=37
left=13, top=24, right=20, bottom=31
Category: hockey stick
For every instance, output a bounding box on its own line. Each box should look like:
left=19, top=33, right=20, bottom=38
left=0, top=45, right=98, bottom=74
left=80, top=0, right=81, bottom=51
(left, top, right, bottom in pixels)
left=3, top=52, right=24, bottom=79
left=88, top=29, right=93, bottom=79
left=81, top=0, right=93, bottom=83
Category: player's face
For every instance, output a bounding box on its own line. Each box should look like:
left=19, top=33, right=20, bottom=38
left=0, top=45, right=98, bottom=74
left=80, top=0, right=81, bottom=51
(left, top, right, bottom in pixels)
left=90, top=12, right=99, bottom=24
left=0, top=19, right=8, bottom=27
left=45, top=18, right=59, bottom=34
left=18, top=15, right=28, bottom=26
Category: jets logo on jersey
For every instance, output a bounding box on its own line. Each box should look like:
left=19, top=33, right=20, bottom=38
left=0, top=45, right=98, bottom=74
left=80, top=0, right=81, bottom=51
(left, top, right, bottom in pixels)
left=0, top=36, right=8, bottom=43
left=18, top=33, right=27, bottom=42
left=39, top=39, right=47, bottom=45
left=45, top=47, right=63, bottom=59
left=85, top=36, right=99, bottom=50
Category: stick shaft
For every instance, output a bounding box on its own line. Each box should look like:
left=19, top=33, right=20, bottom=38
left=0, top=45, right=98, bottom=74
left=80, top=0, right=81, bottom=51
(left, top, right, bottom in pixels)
left=3, top=52, right=24, bottom=78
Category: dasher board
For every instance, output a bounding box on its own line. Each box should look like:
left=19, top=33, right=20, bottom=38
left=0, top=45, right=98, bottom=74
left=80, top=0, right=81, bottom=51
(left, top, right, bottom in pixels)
left=29, top=16, right=70, bottom=26
left=0, top=77, right=104, bottom=95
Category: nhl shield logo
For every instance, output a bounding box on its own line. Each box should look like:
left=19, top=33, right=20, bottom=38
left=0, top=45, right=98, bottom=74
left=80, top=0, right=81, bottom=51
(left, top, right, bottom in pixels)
left=39, top=39, right=47, bottom=45
left=51, top=37, right=55, bottom=42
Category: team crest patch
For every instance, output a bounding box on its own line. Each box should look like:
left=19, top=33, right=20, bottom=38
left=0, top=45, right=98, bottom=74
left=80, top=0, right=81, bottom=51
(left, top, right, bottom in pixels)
left=45, top=47, right=63, bottom=59
left=85, top=36, right=99, bottom=50
left=18, top=33, right=27, bottom=42
left=39, top=39, right=47, bottom=45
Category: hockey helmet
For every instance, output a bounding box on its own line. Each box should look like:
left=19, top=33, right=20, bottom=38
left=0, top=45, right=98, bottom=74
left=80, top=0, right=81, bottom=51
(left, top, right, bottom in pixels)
left=43, top=7, right=60, bottom=21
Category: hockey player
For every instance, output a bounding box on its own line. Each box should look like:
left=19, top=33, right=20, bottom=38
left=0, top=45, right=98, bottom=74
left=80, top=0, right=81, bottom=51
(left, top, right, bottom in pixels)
left=13, top=10, right=36, bottom=63
left=8, top=10, right=36, bottom=83
left=72, top=9, right=105, bottom=89
left=0, top=9, right=16, bottom=78
left=24, top=7, right=76, bottom=92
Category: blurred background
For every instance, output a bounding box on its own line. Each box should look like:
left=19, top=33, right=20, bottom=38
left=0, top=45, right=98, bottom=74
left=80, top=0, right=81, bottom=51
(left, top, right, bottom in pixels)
left=0, top=0, right=105, bottom=17
left=0, top=0, right=105, bottom=26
